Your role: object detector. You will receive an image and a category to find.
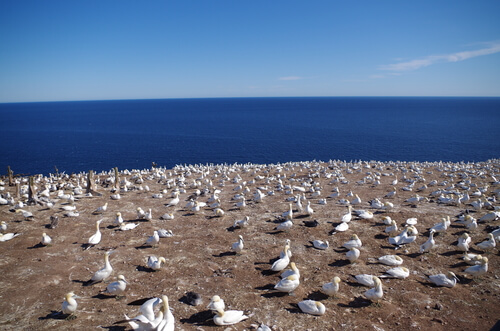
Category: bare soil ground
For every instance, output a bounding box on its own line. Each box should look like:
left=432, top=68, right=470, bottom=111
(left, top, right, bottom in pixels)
left=0, top=160, right=499, bottom=331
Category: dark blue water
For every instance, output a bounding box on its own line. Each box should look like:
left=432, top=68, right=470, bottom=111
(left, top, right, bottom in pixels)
left=1, top=97, right=499, bottom=175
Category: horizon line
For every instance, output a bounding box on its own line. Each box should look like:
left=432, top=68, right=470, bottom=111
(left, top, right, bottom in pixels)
left=2, top=95, right=500, bottom=105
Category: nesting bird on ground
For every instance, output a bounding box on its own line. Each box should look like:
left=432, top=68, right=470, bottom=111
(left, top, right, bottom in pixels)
left=167, top=192, right=180, bottom=207
left=103, top=275, right=128, bottom=297
left=298, top=300, right=326, bottom=315
left=0, top=232, right=21, bottom=242
left=0, top=221, right=7, bottom=232
left=90, top=251, right=113, bottom=284
left=376, top=255, right=403, bottom=266
left=352, top=274, right=376, bottom=287
left=322, top=276, right=341, bottom=297
left=335, top=222, right=349, bottom=232
left=114, top=212, right=124, bottom=226
left=457, top=233, right=471, bottom=252
left=351, top=194, right=362, bottom=205
left=385, top=220, right=398, bottom=236
left=231, top=235, right=244, bottom=254
left=464, top=256, right=488, bottom=278
left=364, top=276, right=383, bottom=303
left=87, top=219, right=103, bottom=248
left=61, top=292, right=80, bottom=318
left=343, top=234, right=362, bottom=249
left=160, top=213, right=174, bottom=220
left=389, top=226, right=417, bottom=247
left=427, top=272, right=458, bottom=288
left=346, top=247, right=360, bottom=263
left=385, top=187, right=397, bottom=198
left=312, top=240, right=329, bottom=250
left=233, top=216, right=249, bottom=228
left=157, top=229, right=174, bottom=238
left=280, top=239, right=293, bottom=258
left=276, top=219, right=293, bottom=232
left=93, top=202, right=108, bottom=214
left=280, top=261, right=300, bottom=279
left=137, top=207, right=146, bottom=219
left=274, top=274, right=300, bottom=294
left=41, top=232, right=52, bottom=246
left=430, top=218, right=448, bottom=234
left=147, top=256, right=167, bottom=271
left=380, top=266, right=410, bottom=279
left=145, top=231, right=160, bottom=247
left=419, top=230, right=436, bottom=254
left=213, top=308, right=249, bottom=326
left=214, top=207, right=225, bottom=217
left=119, top=222, right=139, bottom=231
left=207, top=295, right=225, bottom=311
left=271, top=246, right=290, bottom=271
left=357, top=210, right=374, bottom=220
left=476, top=233, right=496, bottom=252
left=341, top=206, right=353, bottom=223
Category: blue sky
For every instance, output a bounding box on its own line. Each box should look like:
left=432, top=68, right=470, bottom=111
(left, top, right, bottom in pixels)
left=1, top=1, right=499, bottom=102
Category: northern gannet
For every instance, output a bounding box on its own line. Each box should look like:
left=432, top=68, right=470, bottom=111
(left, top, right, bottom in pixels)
left=280, top=261, right=300, bottom=279
left=476, top=233, right=496, bottom=252
left=114, top=212, right=124, bottom=226
left=41, top=232, right=52, bottom=246
left=389, top=226, right=417, bottom=247
left=385, top=187, right=397, bottom=198
left=104, top=275, right=128, bottom=297
left=321, top=276, right=341, bottom=297
left=145, top=231, right=160, bottom=247
left=87, top=219, right=103, bottom=247
left=0, top=221, right=6, bottom=231
left=0, top=232, right=21, bottom=242
left=312, top=240, right=329, bottom=250
left=343, top=234, right=362, bottom=249
left=427, top=271, right=458, bottom=287
left=15, top=209, right=33, bottom=219
left=380, top=266, right=410, bottom=279
left=157, top=295, right=174, bottom=331
left=271, top=246, right=290, bottom=271
left=419, top=230, right=436, bottom=254
left=167, top=192, right=180, bottom=207
left=213, top=308, right=249, bottom=326
left=93, top=202, right=108, bottom=214
left=147, top=256, right=166, bottom=271
left=357, top=210, right=374, bottom=220
left=231, top=235, right=244, bottom=254
left=90, top=251, right=113, bottom=283
left=233, top=216, right=250, bottom=228
left=274, top=274, right=300, bottom=293
left=463, top=253, right=482, bottom=265
left=214, top=207, right=225, bottom=217
left=346, top=247, right=360, bottom=263
left=335, top=222, right=349, bottom=232
left=120, top=222, right=139, bottom=231
left=364, top=276, right=383, bottom=303
left=352, top=274, right=376, bottom=287
left=464, top=256, right=488, bottom=277
left=385, top=220, right=398, bottom=236
left=137, top=207, right=146, bottom=219
left=376, top=255, right=403, bottom=266
left=282, top=203, right=293, bottom=220
left=276, top=219, right=293, bottom=232
left=382, top=216, right=393, bottom=225
left=61, top=292, right=80, bottom=318
left=305, top=201, right=314, bottom=216
left=144, top=208, right=153, bottom=221
left=125, top=297, right=163, bottom=330
left=279, top=239, right=293, bottom=258
left=160, top=213, right=175, bottom=220
left=351, top=194, right=362, bottom=205
left=457, top=233, right=471, bottom=252
left=298, top=300, right=326, bottom=315
left=157, top=229, right=174, bottom=238
left=207, top=295, right=225, bottom=311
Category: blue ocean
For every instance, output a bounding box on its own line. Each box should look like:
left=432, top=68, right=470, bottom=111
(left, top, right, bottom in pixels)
left=1, top=97, right=499, bottom=175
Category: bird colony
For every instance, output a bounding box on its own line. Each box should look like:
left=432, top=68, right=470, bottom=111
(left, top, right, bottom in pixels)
left=1, top=159, right=500, bottom=330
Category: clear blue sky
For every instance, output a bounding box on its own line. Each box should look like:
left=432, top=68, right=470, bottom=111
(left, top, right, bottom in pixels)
left=1, top=1, right=499, bottom=102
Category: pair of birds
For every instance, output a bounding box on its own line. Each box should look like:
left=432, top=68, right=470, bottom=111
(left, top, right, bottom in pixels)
left=125, top=295, right=174, bottom=330
left=207, top=295, right=248, bottom=325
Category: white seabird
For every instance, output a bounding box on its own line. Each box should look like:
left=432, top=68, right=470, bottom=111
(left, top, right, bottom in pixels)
left=298, top=300, right=326, bottom=315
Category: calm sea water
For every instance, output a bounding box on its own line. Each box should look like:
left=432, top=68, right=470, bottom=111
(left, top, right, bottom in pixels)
left=1, top=97, right=499, bottom=175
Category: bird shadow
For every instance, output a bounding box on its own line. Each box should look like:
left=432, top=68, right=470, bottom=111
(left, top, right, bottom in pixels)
left=374, top=234, right=388, bottom=240
left=212, top=251, right=236, bottom=258
left=226, top=226, right=236, bottom=232
left=179, top=310, right=214, bottom=325
left=405, top=252, right=421, bottom=259
left=449, top=261, right=469, bottom=269
left=127, top=297, right=156, bottom=306
left=307, top=290, right=328, bottom=301
left=72, top=279, right=94, bottom=287
left=440, top=250, right=462, bottom=257
left=81, top=243, right=94, bottom=250
left=135, top=265, right=156, bottom=273
left=135, top=245, right=152, bottom=250
left=338, top=296, right=372, bottom=308
left=38, top=310, right=67, bottom=320
left=101, top=326, right=126, bottom=331
left=92, top=293, right=116, bottom=300
left=329, top=259, right=350, bottom=267
left=261, top=291, right=289, bottom=298
left=255, top=283, right=275, bottom=291
left=266, top=230, right=284, bottom=235
left=284, top=303, right=302, bottom=314
left=27, top=243, right=45, bottom=249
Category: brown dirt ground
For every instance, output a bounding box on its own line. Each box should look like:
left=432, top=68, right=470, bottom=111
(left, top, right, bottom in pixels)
left=0, top=160, right=499, bottom=331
